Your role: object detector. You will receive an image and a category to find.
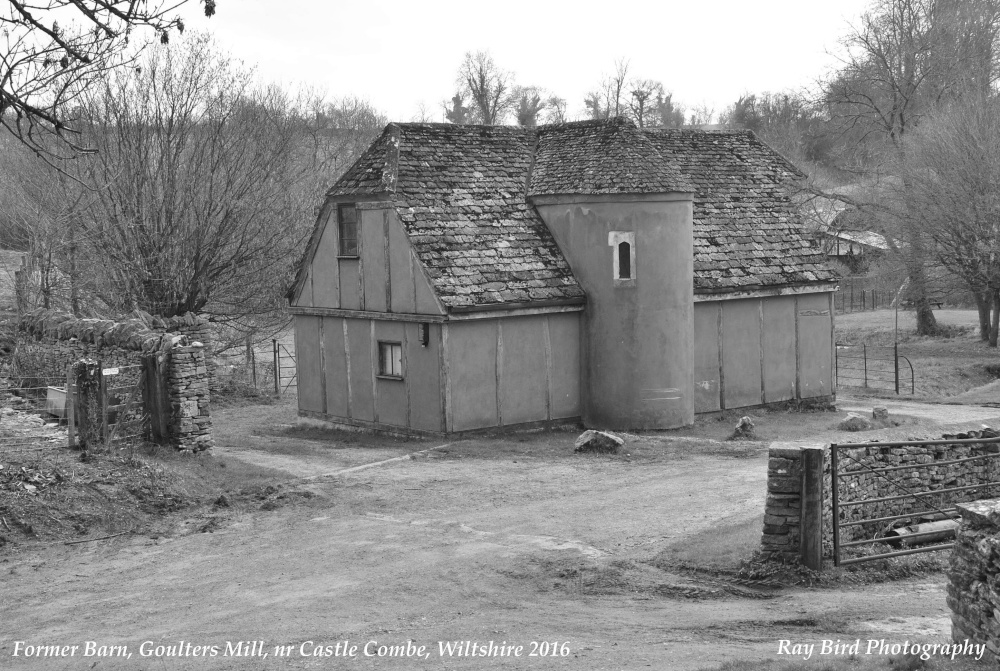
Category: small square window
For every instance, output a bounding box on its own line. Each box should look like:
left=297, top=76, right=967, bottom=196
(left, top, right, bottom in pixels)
left=338, top=203, right=358, bottom=257
left=378, top=341, right=403, bottom=378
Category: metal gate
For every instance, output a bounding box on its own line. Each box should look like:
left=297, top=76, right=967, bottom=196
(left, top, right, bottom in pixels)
left=272, top=339, right=297, bottom=395
left=831, top=435, right=1000, bottom=566
left=96, top=362, right=148, bottom=449
left=835, top=342, right=914, bottom=394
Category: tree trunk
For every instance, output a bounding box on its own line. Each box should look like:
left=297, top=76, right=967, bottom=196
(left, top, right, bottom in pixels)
left=69, top=220, right=80, bottom=317
left=905, top=230, right=938, bottom=335
left=975, top=291, right=992, bottom=341
left=991, top=290, right=1000, bottom=348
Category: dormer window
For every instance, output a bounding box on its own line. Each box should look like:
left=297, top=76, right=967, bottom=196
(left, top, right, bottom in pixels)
left=338, top=203, right=358, bottom=257
left=608, top=231, right=636, bottom=286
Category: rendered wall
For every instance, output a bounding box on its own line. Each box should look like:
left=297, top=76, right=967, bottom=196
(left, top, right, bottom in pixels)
left=444, top=313, right=581, bottom=433
left=293, top=314, right=444, bottom=432
left=692, top=293, right=834, bottom=413
left=294, top=311, right=580, bottom=434
left=534, top=196, right=694, bottom=430
left=293, top=203, right=443, bottom=316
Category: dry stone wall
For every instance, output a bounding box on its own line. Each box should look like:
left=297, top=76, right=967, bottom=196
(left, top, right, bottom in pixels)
left=13, top=309, right=213, bottom=451
left=949, top=499, right=1000, bottom=661
left=762, top=434, right=1000, bottom=562
left=761, top=443, right=808, bottom=562
left=169, top=345, right=213, bottom=451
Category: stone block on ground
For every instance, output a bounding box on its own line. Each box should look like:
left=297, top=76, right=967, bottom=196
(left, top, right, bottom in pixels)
left=838, top=412, right=873, bottom=432
left=729, top=416, right=757, bottom=441
left=574, top=430, right=624, bottom=454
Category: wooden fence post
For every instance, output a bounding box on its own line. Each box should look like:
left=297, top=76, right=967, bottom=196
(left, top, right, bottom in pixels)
left=72, top=360, right=101, bottom=451
left=142, top=354, right=171, bottom=444
left=65, top=366, right=76, bottom=448
left=800, top=446, right=825, bottom=570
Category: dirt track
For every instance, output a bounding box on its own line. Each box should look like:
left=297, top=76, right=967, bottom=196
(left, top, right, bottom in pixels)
left=1, top=403, right=970, bottom=671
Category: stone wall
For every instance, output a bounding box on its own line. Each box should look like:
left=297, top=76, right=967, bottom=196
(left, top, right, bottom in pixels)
left=12, top=309, right=213, bottom=451
left=949, top=499, right=1000, bottom=661
left=762, top=433, right=1000, bottom=563
left=761, top=443, right=811, bottom=562
left=15, top=309, right=214, bottom=385
left=168, top=345, right=213, bottom=451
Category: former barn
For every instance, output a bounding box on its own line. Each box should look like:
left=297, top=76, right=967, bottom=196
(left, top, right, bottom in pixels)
left=288, top=118, right=838, bottom=435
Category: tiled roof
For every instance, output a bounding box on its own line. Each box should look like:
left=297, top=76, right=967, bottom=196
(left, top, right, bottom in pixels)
left=644, top=128, right=838, bottom=293
left=328, top=123, right=585, bottom=311
left=300, top=119, right=836, bottom=309
left=529, top=118, right=694, bottom=196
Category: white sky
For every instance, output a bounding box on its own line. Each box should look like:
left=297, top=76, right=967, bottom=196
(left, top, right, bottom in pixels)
left=174, top=0, right=873, bottom=122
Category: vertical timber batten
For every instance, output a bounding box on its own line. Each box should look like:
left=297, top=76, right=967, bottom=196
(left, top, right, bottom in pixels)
left=383, top=211, right=392, bottom=312
left=319, top=318, right=327, bottom=414
left=442, top=323, right=452, bottom=433
left=758, top=299, right=766, bottom=404
left=794, top=295, right=801, bottom=399
left=369, top=320, right=377, bottom=423
left=543, top=316, right=553, bottom=421
left=343, top=319, right=353, bottom=419
left=496, top=320, right=504, bottom=427
left=717, top=304, right=726, bottom=410
left=830, top=292, right=836, bottom=395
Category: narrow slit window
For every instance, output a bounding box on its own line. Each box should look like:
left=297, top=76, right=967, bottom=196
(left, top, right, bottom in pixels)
left=338, top=203, right=358, bottom=257
left=618, top=241, right=631, bottom=279
left=378, top=341, right=403, bottom=378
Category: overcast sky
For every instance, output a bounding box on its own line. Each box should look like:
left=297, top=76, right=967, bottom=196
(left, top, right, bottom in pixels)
left=175, top=0, right=873, bottom=122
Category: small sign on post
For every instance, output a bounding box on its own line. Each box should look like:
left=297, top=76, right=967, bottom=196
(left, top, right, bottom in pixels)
left=102, top=367, right=120, bottom=376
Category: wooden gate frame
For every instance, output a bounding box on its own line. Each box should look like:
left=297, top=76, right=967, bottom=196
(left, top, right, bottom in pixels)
left=831, top=437, right=1000, bottom=566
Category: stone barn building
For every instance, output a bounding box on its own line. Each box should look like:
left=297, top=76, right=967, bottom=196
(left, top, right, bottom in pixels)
left=288, top=118, right=838, bottom=435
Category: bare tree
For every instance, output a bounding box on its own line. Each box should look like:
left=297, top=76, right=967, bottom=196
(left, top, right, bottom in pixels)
left=901, top=92, right=1000, bottom=344
left=62, top=34, right=315, bottom=323
left=627, top=79, right=662, bottom=128
left=0, top=136, right=88, bottom=313
left=719, top=91, right=833, bottom=164
left=457, top=51, right=515, bottom=125
left=687, top=101, right=716, bottom=127
left=0, top=0, right=216, bottom=159
left=411, top=100, right=434, bottom=123
left=543, top=95, right=567, bottom=124
left=823, top=0, right=1000, bottom=335
left=585, top=59, right=630, bottom=120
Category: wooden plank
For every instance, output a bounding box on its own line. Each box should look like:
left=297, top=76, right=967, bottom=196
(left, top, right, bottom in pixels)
left=800, top=446, right=825, bottom=570
left=721, top=299, right=763, bottom=409
left=762, top=296, right=796, bottom=403
left=693, top=302, right=721, bottom=413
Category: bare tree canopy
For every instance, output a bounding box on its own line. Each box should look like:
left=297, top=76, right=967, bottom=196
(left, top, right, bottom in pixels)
left=0, top=33, right=389, bottom=336
left=457, top=50, right=515, bottom=125
left=901, top=92, right=1000, bottom=344
left=585, top=58, right=630, bottom=121
left=0, top=0, right=216, bottom=158
left=822, top=0, right=1000, bottom=335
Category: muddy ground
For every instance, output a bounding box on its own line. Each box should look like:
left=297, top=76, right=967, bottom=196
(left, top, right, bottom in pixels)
left=3, top=393, right=1000, bottom=670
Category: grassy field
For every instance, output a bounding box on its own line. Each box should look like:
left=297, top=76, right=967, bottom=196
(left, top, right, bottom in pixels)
left=836, top=308, right=999, bottom=401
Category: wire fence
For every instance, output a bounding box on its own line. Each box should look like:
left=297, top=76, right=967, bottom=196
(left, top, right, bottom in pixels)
left=835, top=343, right=915, bottom=395
left=1, top=375, right=70, bottom=457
